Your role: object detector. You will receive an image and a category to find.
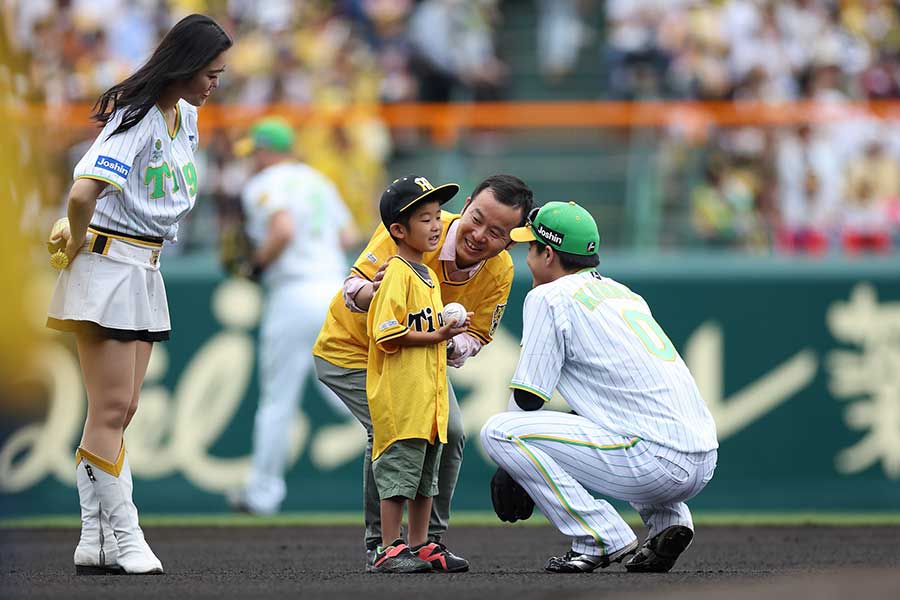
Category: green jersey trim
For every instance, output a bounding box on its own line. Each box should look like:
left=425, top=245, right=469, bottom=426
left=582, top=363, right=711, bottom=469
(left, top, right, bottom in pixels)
left=509, top=383, right=551, bottom=403
left=75, top=174, right=123, bottom=192
left=510, top=435, right=606, bottom=553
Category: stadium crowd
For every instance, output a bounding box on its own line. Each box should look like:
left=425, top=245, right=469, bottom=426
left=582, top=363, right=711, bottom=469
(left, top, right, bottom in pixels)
left=7, top=0, right=900, bottom=255
left=607, top=0, right=900, bottom=253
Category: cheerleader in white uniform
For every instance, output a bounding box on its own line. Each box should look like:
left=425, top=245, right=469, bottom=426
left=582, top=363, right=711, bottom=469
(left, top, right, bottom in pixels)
left=46, top=14, right=232, bottom=575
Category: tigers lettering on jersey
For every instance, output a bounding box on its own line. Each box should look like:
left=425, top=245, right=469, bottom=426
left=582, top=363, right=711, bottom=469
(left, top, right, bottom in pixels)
left=407, top=307, right=445, bottom=332
left=144, top=161, right=198, bottom=199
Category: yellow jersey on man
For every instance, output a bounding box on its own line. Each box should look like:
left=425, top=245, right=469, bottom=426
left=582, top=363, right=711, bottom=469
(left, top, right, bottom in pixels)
left=367, top=257, right=448, bottom=460
left=313, top=212, right=513, bottom=369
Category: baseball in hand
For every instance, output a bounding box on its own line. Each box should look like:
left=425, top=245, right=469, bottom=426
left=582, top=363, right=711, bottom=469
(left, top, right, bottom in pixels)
left=443, top=302, right=467, bottom=326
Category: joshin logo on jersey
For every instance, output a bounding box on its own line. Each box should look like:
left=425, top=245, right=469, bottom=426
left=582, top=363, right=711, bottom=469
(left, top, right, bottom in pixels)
left=536, top=223, right=564, bottom=246
left=95, top=155, right=132, bottom=178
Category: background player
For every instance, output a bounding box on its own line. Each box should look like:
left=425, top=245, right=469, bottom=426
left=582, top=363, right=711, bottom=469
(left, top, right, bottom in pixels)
left=481, top=201, right=718, bottom=573
left=314, top=173, right=533, bottom=569
left=366, top=178, right=471, bottom=573
left=45, top=14, right=232, bottom=574
left=226, top=117, right=358, bottom=515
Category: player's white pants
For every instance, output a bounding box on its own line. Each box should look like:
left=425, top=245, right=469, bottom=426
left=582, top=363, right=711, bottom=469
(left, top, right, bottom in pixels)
left=244, top=279, right=348, bottom=514
left=481, top=411, right=717, bottom=556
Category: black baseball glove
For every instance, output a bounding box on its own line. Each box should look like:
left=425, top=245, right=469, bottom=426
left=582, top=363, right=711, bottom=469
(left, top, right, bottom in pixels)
left=219, top=221, right=262, bottom=281
left=490, top=467, right=534, bottom=523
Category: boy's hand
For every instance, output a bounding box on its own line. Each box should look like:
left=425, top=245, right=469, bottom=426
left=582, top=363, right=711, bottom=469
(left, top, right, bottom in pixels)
left=437, top=311, right=473, bottom=341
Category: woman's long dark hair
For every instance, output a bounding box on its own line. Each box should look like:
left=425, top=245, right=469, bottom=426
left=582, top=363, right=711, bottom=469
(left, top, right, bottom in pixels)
left=92, top=14, right=232, bottom=137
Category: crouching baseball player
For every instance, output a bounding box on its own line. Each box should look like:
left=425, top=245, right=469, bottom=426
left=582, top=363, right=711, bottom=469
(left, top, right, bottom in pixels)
left=480, top=202, right=718, bottom=574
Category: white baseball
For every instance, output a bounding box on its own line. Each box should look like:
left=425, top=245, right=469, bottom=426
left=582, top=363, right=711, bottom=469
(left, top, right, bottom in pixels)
left=442, top=302, right=467, bottom=326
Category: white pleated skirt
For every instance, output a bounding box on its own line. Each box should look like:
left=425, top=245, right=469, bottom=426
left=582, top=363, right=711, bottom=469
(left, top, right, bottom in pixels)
left=47, top=229, right=170, bottom=342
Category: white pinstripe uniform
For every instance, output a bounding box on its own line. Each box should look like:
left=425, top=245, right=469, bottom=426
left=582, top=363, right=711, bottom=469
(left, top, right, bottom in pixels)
left=74, top=100, right=200, bottom=241
left=481, top=271, right=718, bottom=557
left=48, top=101, right=200, bottom=338
left=239, top=162, right=353, bottom=514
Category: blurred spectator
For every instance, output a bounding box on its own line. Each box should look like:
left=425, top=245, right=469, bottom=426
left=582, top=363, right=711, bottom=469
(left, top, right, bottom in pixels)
left=536, top=0, right=591, bottom=84
left=838, top=140, right=900, bottom=254
left=775, top=124, right=839, bottom=255
left=604, top=0, right=673, bottom=99
left=777, top=170, right=832, bottom=255
left=691, top=160, right=767, bottom=250
left=408, top=0, right=508, bottom=102
left=839, top=181, right=893, bottom=255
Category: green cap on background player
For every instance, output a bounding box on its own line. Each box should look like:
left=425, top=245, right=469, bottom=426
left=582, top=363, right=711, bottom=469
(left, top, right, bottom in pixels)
left=510, top=201, right=600, bottom=256
left=234, top=117, right=295, bottom=156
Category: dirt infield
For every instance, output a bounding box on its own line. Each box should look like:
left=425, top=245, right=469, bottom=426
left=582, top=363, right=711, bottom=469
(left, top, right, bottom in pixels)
left=2, top=524, right=899, bottom=599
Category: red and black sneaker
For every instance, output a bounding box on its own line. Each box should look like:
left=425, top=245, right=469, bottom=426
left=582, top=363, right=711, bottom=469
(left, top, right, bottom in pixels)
left=368, top=540, right=432, bottom=574
left=413, top=542, right=470, bottom=573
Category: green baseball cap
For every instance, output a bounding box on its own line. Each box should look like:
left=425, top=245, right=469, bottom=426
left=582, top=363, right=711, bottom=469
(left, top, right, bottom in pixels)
left=509, top=201, right=600, bottom=256
left=234, top=117, right=295, bottom=156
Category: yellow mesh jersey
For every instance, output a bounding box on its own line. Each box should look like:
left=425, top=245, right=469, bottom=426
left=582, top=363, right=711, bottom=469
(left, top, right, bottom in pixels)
left=313, top=212, right=514, bottom=368
left=367, top=257, right=448, bottom=460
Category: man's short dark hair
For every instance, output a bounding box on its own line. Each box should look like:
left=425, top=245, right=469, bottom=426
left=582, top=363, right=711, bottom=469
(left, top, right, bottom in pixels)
left=532, top=240, right=599, bottom=271
left=469, top=174, right=534, bottom=226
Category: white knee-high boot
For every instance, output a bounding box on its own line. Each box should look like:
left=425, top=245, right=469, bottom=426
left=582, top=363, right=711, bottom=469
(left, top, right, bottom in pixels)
left=74, top=449, right=121, bottom=574
left=79, top=445, right=163, bottom=575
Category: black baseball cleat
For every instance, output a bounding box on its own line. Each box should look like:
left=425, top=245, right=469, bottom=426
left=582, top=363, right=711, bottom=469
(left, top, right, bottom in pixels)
left=544, top=539, right=639, bottom=573
left=412, top=541, right=470, bottom=573
left=625, top=525, right=694, bottom=573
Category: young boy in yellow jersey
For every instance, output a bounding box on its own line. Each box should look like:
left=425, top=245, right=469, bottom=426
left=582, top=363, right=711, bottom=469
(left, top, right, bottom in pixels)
left=367, top=177, right=472, bottom=573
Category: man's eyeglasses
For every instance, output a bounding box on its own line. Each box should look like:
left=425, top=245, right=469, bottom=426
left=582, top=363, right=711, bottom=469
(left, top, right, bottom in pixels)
left=525, top=207, right=540, bottom=228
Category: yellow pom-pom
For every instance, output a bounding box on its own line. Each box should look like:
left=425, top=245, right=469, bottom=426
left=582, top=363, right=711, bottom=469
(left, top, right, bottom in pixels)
left=50, top=251, right=69, bottom=270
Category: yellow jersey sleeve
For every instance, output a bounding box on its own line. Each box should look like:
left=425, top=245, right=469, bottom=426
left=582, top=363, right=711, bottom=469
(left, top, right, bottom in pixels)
left=351, top=223, right=397, bottom=281
left=369, top=260, right=410, bottom=354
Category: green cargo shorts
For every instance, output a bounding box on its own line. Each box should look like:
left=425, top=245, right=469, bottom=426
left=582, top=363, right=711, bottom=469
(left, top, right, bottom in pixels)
left=372, top=438, right=443, bottom=501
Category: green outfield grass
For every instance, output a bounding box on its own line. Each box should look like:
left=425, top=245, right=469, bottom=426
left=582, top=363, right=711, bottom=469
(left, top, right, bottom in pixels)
left=3, top=511, right=900, bottom=529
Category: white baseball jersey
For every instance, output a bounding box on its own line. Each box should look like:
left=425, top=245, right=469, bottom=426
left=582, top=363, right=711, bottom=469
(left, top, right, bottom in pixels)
left=74, top=99, right=200, bottom=241
left=241, top=162, right=351, bottom=287
left=237, top=161, right=353, bottom=513
left=510, top=270, right=718, bottom=454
